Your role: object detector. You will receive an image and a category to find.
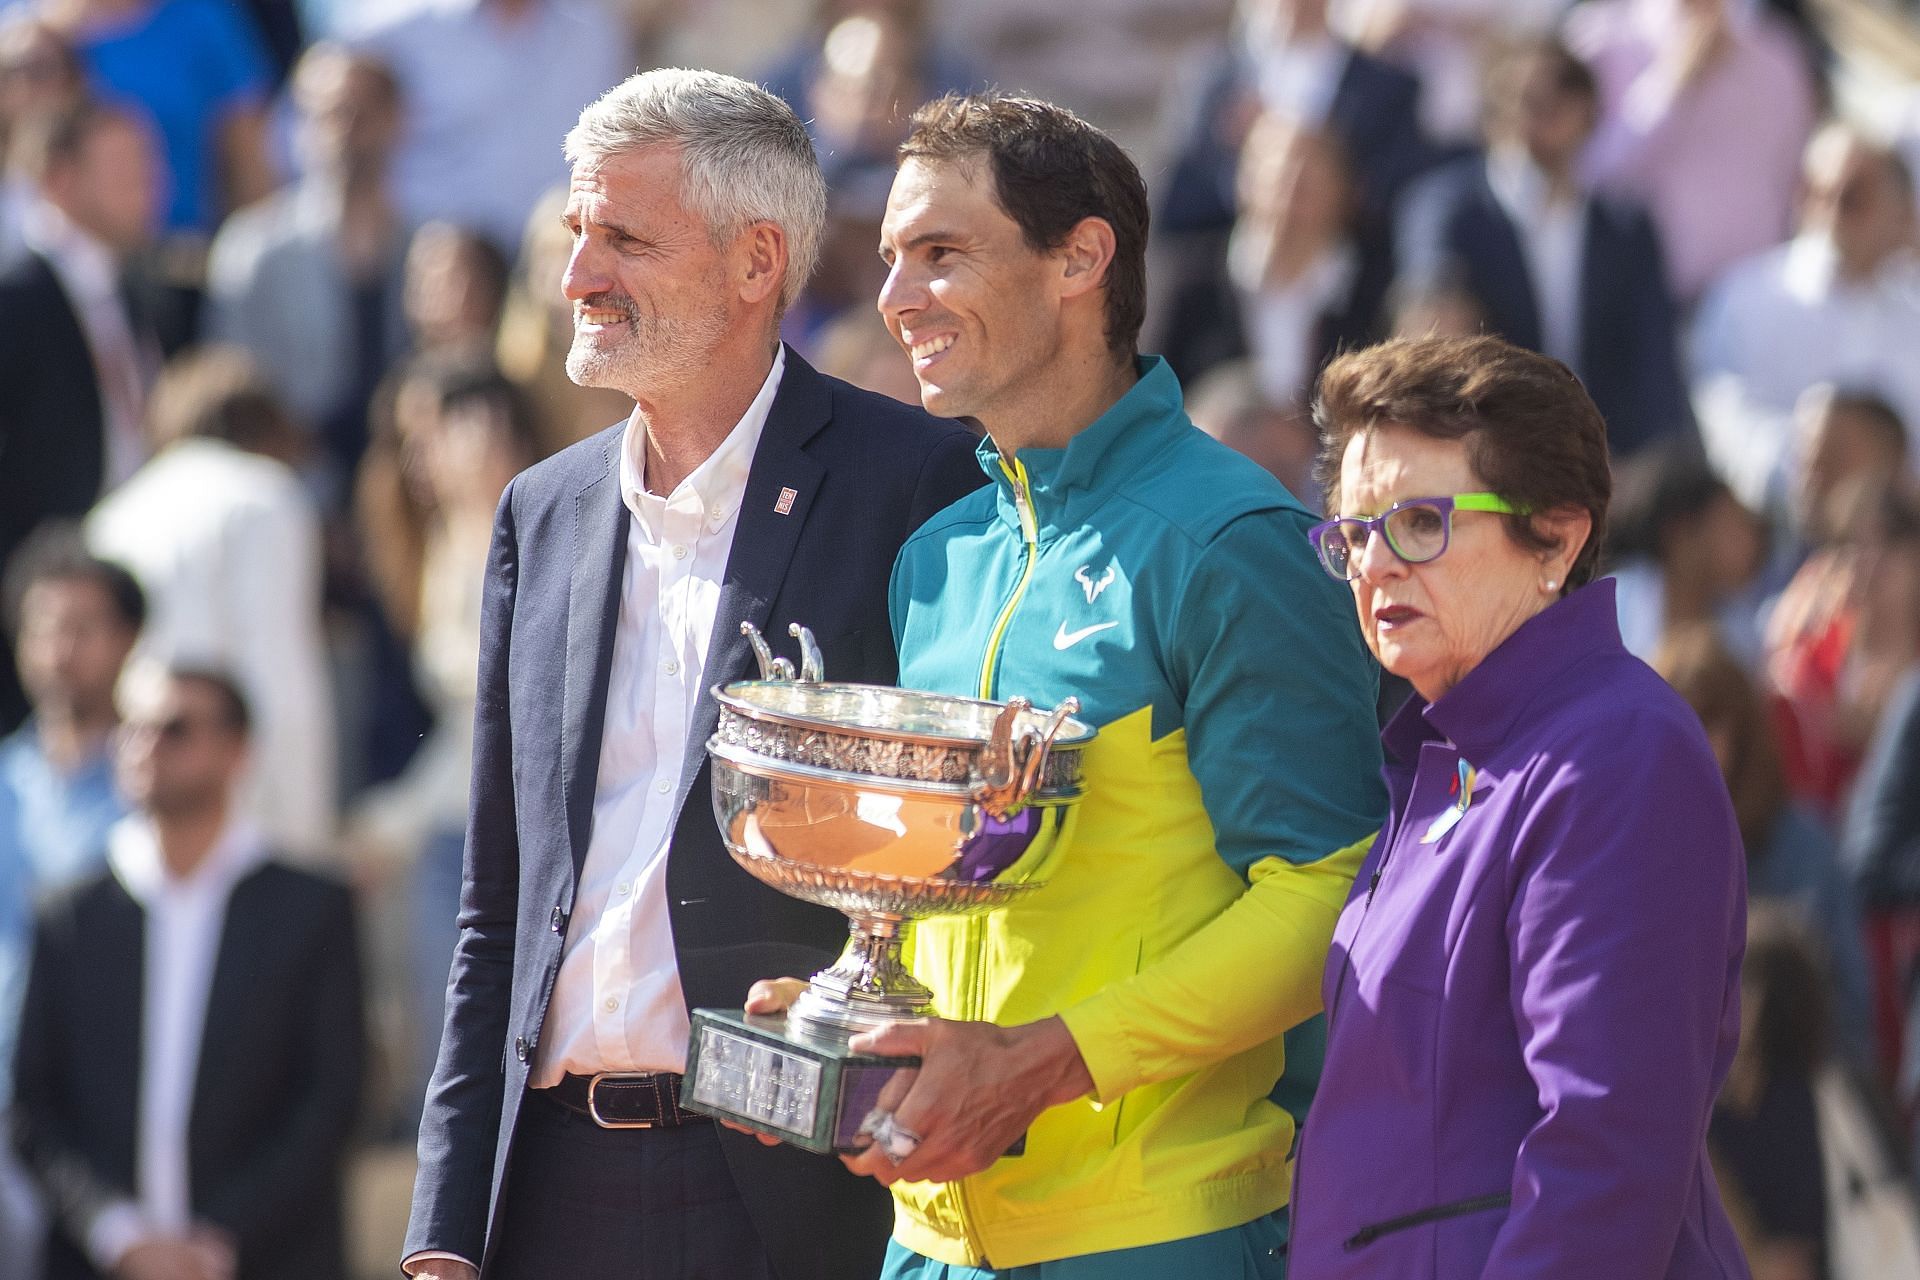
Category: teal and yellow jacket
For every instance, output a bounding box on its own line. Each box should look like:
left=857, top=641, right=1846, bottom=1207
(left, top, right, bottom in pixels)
left=886, top=357, right=1386, bottom=1267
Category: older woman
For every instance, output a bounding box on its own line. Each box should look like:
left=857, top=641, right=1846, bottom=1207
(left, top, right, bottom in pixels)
left=1286, top=336, right=1749, bottom=1278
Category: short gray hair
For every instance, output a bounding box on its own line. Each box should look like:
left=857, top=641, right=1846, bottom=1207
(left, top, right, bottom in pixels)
left=565, top=68, right=826, bottom=311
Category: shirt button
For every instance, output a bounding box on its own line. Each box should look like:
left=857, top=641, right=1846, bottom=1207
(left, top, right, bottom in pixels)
left=615, top=881, right=630, bottom=896
left=671, top=544, right=688, bottom=560
left=604, top=996, right=619, bottom=1012
left=655, top=779, right=672, bottom=795
left=709, top=506, right=724, bottom=521
left=662, top=659, right=679, bottom=676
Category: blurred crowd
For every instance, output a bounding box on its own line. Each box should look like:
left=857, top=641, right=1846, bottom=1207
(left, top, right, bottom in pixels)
left=2, top=0, right=1920, bottom=1275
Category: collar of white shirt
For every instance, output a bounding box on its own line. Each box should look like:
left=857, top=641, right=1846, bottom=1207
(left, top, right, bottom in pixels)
left=21, top=198, right=119, bottom=304
left=618, top=345, right=786, bottom=538
left=107, top=813, right=271, bottom=908
left=1484, top=147, right=1585, bottom=230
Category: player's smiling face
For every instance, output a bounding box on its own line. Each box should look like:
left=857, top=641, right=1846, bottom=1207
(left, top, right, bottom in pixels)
left=877, top=154, right=1066, bottom=427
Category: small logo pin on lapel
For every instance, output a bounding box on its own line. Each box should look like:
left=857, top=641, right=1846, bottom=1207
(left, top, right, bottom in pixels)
left=774, top=486, right=798, bottom=515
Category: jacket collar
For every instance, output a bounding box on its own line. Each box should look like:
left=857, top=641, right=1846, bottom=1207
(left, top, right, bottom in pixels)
left=1381, top=577, right=1625, bottom=767
left=976, top=355, right=1185, bottom=539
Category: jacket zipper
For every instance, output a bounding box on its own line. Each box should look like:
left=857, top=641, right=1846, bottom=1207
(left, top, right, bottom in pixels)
left=976, top=456, right=1039, bottom=700
left=1342, top=1192, right=1512, bottom=1250
left=950, top=454, right=1037, bottom=1265
left=1293, top=826, right=1399, bottom=1243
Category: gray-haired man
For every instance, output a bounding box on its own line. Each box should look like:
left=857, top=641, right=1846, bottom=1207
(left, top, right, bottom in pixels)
left=400, top=68, right=981, bottom=1280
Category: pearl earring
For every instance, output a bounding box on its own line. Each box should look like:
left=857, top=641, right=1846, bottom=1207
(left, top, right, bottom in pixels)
left=1544, top=579, right=1559, bottom=592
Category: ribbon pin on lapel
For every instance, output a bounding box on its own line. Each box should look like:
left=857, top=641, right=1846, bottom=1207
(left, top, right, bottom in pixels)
left=1421, top=758, right=1477, bottom=845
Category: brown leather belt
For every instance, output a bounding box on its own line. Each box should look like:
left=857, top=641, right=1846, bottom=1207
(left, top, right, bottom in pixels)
left=538, top=1071, right=709, bottom=1129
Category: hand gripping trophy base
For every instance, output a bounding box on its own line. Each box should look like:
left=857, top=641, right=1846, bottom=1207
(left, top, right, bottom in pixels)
left=678, top=622, right=1093, bottom=1154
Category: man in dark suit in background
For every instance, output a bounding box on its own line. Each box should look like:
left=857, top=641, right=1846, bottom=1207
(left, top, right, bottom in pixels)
left=401, top=69, right=982, bottom=1280
left=0, top=101, right=159, bottom=731
left=1160, top=0, right=1429, bottom=237
left=13, top=664, right=365, bottom=1280
left=1393, top=39, right=1695, bottom=460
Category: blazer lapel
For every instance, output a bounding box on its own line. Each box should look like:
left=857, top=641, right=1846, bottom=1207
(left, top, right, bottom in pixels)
left=563, top=434, right=630, bottom=873
left=190, top=869, right=263, bottom=1146
left=673, top=351, right=829, bottom=809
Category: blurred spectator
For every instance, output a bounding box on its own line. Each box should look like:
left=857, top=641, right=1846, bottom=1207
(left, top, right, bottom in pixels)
left=1841, top=492, right=1920, bottom=910
left=0, top=100, right=158, bottom=730
left=1693, top=126, right=1920, bottom=514
left=759, top=0, right=979, bottom=138
left=495, top=186, right=631, bottom=453
left=1657, top=626, right=1872, bottom=1070
left=784, top=163, right=894, bottom=355
left=1186, top=357, right=1318, bottom=501
left=346, top=357, right=534, bottom=1129
left=403, top=219, right=508, bottom=358
left=0, top=530, right=140, bottom=915
left=1159, top=0, right=1426, bottom=237
left=812, top=304, right=921, bottom=406
left=1163, top=113, right=1385, bottom=396
left=39, top=0, right=276, bottom=239
left=233, top=0, right=300, bottom=86
left=205, top=43, right=410, bottom=493
left=86, top=347, right=336, bottom=863
left=1567, top=0, right=1819, bottom=306
left=1784, top=386, right=1911, bottom=569
left=806, top=12, right=926, bottom=179
left=1396, top=38, right=1693, bottom=459
left=1770, top=482, right=1920, bottom=821
left=0, top=531, right=139, bottom=1278
left=1342, top=0, right=1565, bottom=145
left=0, top=14, right=84, bottom=258
left=348, top=0, right=629, bottom=253
left=12, top=664, right=364, bottom=1280
left=1608, top=441, right=1768, bottom=665
left=1712, top=904, right=1920, bottom=1280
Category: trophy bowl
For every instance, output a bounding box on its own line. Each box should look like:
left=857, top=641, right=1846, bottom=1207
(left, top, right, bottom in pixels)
left=680, top=623, right=1094, bottom=1152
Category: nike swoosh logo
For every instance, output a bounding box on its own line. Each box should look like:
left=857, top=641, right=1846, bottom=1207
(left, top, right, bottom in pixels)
left=1053, top=620, right=1119, bottom=650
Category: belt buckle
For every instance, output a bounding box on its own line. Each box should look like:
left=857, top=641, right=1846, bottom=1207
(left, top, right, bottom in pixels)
left=586, top=1072, right=662, bottom=1129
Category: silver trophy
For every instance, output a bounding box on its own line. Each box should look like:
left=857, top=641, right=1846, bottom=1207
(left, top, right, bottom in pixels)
left=679, top=622, right=1093, bottom=1152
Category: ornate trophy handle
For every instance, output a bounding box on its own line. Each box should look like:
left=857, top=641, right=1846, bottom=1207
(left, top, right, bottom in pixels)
left=741, top=621, right=794, bottom=681
left=789, top=623, right=825, bottom=683
left=971, top=696, right=1082, bottom=818
left=741, top=621, right=824, bottom=683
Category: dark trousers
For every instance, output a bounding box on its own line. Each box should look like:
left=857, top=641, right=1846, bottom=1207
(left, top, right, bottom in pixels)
left=486, top=1090, right=776, bottom=1280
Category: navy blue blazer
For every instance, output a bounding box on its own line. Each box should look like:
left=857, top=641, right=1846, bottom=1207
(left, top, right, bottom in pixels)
left=402, top=349, right=983, bottom=1279
left=1395, top=156, right=1696, bottom=459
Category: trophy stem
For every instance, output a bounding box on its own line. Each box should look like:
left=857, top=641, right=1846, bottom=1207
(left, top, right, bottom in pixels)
left=788, top=913, right=934, bottom=1041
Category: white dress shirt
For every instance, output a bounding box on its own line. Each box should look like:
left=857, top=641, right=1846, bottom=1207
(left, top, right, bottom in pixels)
left=87, top=817, right=269, bottom=1269
left=1248, top=32, right=1346, bottom=128
left=1691, top=236, right=1920, bottom=509
left=1485, top=148, right=1588, bottom=372
left=20, top=201, right=150, bottom=489
left=1228, top=231, right=1357, bottom=408
left=531, top=349, right=786, bottom=1085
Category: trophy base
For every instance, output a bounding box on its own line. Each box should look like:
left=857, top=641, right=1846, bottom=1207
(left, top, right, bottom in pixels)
left=680, top=1006, right=919, bottom=1154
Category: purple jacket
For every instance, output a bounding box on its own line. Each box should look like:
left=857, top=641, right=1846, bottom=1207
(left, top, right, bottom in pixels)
left=1289, top=581, right=1750, bottom=1278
